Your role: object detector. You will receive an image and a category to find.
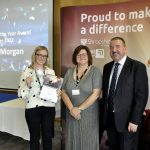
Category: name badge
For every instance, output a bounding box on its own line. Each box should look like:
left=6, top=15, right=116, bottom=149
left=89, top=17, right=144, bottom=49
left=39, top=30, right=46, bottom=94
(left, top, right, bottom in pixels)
left=72, top=89, right=80, bottom=95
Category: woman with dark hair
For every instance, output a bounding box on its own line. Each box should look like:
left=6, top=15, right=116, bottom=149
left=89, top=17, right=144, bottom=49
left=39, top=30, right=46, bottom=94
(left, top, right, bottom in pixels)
left=61, top=45, right=102, bottom=150
left=18, top=46, right=57, bottom=150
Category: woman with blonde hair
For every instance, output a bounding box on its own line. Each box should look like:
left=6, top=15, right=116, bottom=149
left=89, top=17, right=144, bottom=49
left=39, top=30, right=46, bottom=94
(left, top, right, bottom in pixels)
left=18, top=46, right=56, bottom=150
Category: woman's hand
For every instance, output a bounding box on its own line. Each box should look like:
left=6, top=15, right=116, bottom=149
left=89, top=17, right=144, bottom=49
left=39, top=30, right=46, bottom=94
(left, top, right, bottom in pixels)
left=70, top=107, right=81, bottom=120
left=26, top=76, right=33, bottom=88
left=57, top=89, right=61, bottom=100
left=57, top=89, right=61, bottom=96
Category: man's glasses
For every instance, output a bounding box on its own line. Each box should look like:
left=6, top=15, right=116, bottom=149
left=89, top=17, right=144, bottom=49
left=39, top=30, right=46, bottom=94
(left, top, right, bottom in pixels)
left=36, top=53, right=48, bottom=59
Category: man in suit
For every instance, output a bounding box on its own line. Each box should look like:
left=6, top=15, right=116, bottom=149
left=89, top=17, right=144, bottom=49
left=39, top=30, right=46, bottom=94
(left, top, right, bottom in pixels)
left=102, top=37, right=149, bottom=150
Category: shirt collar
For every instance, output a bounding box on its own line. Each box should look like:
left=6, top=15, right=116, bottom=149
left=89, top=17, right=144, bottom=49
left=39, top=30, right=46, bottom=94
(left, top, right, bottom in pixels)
left=115, top=55, right=127, bottom=66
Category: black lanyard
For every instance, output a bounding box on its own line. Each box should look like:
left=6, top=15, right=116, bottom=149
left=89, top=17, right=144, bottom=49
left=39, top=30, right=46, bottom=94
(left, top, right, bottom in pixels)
left=35, top=70, right=45, bottom=90
left=76, top=66, right=88, bottom=86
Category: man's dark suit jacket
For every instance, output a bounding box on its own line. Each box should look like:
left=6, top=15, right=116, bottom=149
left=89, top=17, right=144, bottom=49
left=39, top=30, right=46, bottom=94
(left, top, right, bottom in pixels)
left=102, top=56, right=149, bottom=132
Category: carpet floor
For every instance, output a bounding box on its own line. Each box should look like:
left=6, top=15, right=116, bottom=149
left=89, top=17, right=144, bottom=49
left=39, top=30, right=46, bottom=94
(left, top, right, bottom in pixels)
left=0, top=120, right=109, bottom=150
left=0, top=120, right=61, bottom=150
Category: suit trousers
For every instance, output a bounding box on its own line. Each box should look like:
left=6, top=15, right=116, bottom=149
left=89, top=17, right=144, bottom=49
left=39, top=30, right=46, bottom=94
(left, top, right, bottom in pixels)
left=25, top=106, right=55, bottom=150
left=106, top=112, right=139, bottom=150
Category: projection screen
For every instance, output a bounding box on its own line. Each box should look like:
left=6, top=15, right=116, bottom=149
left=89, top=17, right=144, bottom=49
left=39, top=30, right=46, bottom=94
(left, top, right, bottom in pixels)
left=0, top=0, right=53, bottom=90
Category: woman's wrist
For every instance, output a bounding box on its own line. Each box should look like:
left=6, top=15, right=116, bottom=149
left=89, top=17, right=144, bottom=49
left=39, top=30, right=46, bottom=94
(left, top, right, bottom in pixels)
left=26, top=82, right=31, bottom=88
left=69, top=107, right=74, bottom=112
left=78, top=107, right=83, bottom=111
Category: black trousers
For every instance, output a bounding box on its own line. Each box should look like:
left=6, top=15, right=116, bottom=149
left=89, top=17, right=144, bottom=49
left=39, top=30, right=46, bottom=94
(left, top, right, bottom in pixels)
left=106, top=112, right=139, bottom=150
left=25, top=106, right=55, bottom=150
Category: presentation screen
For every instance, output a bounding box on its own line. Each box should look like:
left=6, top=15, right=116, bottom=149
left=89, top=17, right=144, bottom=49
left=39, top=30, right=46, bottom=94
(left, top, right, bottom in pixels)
left=0, top=0, right=53, bottom=90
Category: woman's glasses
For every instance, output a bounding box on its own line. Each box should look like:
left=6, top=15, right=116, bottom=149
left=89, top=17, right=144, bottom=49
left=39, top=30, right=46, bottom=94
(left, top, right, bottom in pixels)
left=77, top=53, right=87, bottom=58
left=36, top=53, right=48, bottom=59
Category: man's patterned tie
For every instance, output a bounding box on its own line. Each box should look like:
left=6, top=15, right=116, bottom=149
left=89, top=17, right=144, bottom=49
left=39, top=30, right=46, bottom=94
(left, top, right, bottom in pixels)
left=108, top=62, right=120, bottom=112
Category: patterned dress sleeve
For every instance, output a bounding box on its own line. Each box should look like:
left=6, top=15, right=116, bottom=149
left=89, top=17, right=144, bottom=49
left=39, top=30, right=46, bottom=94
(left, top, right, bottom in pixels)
left=92, top=67, right=102, bottom=89
left=61, top=68, right=71, bottom=90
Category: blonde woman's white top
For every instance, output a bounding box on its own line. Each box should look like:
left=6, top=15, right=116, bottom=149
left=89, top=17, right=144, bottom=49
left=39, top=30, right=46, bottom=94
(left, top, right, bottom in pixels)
left=18, top=66, right=55, bottom=109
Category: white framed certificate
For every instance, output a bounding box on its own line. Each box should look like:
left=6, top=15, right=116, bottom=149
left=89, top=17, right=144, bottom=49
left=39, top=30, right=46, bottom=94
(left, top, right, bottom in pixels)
left=40, top=85, right=58, bottom=103
left=40, top=75, right=63, bottom=103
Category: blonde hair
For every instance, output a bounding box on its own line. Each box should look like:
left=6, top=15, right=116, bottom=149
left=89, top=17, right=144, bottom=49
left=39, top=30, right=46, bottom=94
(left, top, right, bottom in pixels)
left=29, top=46, right=51, bottom=69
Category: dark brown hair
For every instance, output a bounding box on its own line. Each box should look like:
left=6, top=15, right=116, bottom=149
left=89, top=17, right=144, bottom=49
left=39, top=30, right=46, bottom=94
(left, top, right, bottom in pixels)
left=72, top=45, right=92, bottom=66
left=110, top=37, right=126, bottom=46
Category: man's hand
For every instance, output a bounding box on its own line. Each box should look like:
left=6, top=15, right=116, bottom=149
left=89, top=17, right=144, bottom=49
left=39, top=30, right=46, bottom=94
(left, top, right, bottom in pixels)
left=128, top=122, right=138, bottom=132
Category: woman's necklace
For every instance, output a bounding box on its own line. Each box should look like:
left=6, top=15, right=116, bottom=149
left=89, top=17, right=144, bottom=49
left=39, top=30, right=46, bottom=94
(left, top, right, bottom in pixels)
left=76, top=65, right=89, bottom=86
